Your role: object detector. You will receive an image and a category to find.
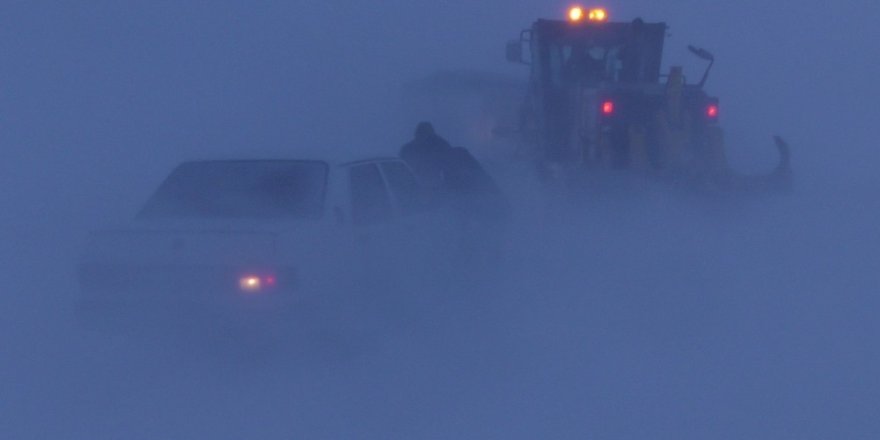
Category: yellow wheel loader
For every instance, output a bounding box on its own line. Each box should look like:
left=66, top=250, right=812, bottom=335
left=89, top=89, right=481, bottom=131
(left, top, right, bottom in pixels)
left=502, top=7, right=790, bottom=191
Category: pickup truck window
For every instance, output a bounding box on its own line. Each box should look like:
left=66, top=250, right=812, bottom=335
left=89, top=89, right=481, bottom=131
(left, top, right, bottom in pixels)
left=138, top=160, right=327, bottom=219
left=349, top=163, right=393, bottom=226
left=380, top=161, right=426, bottom=215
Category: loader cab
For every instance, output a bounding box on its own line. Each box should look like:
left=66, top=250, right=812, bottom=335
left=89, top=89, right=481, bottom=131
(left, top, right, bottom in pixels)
left=510, top=17, right=667, bottom=90
left=507, top=16, right=667, bottom=165
left=499, top=8, right=756, bottom=182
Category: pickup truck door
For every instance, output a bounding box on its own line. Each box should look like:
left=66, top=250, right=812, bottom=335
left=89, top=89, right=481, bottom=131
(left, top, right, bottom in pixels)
left=347, top=162, right=399, bottom=277
left=378, top=160, right=457, bottom=276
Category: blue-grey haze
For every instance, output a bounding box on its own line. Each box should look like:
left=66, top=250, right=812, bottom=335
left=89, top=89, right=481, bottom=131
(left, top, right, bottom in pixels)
left=2, top=1, right=879, bottom=438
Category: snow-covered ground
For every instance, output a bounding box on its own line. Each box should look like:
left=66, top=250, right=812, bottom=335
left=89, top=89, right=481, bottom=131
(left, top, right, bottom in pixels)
left=2, top=182, right=878, bottom=439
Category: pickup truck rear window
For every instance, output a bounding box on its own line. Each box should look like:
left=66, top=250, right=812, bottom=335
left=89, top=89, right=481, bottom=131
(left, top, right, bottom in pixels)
left=138, top=160, right=327, bottom=219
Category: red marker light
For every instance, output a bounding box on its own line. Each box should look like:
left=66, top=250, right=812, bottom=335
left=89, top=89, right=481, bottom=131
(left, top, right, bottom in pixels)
left=601, top=100, right=614, bottom=115
left=706, top=104, right=719, bottom=118
left=264, top=276, right=276, bottom=286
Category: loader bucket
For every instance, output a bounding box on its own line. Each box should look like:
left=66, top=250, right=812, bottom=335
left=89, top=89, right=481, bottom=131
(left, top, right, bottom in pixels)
left=712, top=135, right=792, bottom=193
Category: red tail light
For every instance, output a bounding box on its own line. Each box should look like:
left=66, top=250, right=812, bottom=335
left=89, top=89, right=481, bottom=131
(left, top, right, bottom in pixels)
left=706, top=103, right=719, bottom=119
left=601, top=100, right=615, bottom=115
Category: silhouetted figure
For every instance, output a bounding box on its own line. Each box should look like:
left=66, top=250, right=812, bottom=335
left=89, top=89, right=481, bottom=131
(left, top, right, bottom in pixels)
left=400, top=122, right=511, bottom=269
left=442, top=147, right=511, bottom=223
left=399, top=122, right=509, bottom=220
left=445, top=147, right=511, bottom=270
left=399, top=121, right=453, bottom=191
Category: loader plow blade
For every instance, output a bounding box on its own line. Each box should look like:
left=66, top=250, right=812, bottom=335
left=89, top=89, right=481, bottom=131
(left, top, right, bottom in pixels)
left=772, top=135, right=791, bottom=174
left=715, top=135, right=792, bottom=193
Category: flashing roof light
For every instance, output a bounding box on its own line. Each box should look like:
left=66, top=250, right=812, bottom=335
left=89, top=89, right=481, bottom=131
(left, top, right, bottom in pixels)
left=588, top=8, right=608, bottom=22
left=568, top=6, right=585, bottom=22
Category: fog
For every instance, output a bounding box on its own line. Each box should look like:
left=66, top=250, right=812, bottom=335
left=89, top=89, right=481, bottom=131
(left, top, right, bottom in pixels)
left=2, top=1, right=879, bottom=438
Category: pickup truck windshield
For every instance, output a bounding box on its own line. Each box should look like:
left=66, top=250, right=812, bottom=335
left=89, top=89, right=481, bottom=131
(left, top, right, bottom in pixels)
left=139, top=160, right=327, bottom=219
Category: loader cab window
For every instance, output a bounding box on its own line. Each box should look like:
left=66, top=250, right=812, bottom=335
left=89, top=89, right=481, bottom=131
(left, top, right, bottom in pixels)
left=534, top=20, right=666, bottom=89
left=349, top=163, right=393, bottom=226
left=546, top=42, right=628, bottom=86
left=548, top=45, right=564, bottom=87
left=561, top=44, right=618, bottom=84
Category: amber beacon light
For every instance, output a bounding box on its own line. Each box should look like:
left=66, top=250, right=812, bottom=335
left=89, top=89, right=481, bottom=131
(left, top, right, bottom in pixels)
left=568, top=6, right=609, bottom=23
left=588, top=8, right=608, bottom=22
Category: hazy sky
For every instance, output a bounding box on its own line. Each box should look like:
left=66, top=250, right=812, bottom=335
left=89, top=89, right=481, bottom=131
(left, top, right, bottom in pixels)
left=2, top=1, right=878, bottom=202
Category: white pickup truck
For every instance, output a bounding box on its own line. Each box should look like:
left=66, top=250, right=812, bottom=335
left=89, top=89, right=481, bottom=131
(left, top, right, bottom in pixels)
left=77, top=155, right=460, bottom=330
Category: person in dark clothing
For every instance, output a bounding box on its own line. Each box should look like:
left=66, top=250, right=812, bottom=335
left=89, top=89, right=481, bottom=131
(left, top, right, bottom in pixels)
left=442, top=146, right=512, bottom=269
left=399, top=121, right=509, bottom=220
left=399, top=122, right=453, bottom=192
left=399, top=122, right=511, bottom=269
left=441, top=146, right=511, bottom=223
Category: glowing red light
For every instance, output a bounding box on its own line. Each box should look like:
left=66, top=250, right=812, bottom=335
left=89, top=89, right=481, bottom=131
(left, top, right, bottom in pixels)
left=706, top=104, right=719, bottom=118
left=265, top=276, right=276, bottom=286
left=601, top=100, right=614, bottom=115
